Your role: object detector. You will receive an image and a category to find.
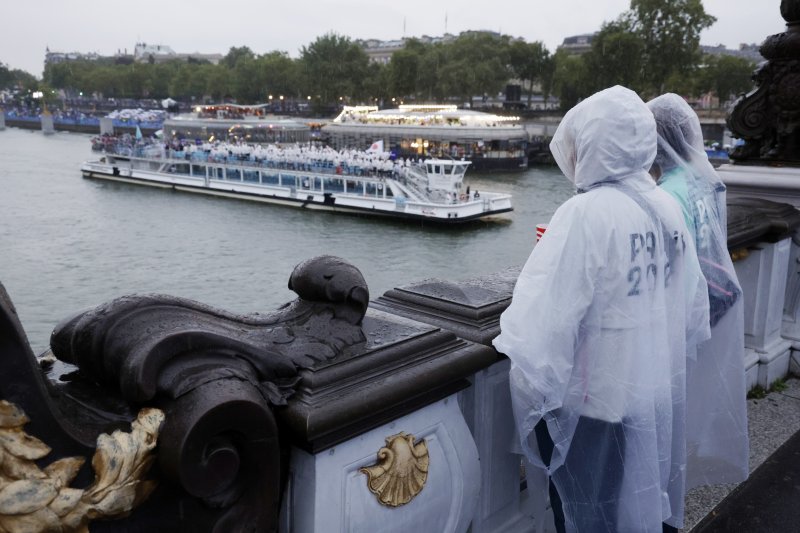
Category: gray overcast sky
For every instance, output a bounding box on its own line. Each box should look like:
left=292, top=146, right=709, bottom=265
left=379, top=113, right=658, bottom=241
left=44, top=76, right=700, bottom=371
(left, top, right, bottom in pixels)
left=2, top=0, right=786, bottom=76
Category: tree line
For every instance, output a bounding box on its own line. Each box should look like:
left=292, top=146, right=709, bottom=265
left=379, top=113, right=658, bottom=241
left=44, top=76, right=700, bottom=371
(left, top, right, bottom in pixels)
left=4, top=0, right=757, bottom=112
left=0, top=63, right=37, bottom=92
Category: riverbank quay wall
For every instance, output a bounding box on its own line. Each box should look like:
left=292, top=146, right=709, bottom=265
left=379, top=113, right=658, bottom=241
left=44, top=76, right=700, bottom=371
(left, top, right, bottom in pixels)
left=3, top=115, right=160, bottom=137
left=0, top=196, right=797, bottom=532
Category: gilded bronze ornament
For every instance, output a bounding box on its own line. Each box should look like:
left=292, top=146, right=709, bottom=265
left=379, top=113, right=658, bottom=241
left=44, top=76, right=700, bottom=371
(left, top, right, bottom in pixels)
left=360, top=432, right=429, bottom=507
left=0, top=400, right=164, bottom=533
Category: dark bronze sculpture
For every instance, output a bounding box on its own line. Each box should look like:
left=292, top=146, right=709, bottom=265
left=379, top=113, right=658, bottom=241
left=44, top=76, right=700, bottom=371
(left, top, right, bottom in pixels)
left=729, top=0, right=800, bottom=164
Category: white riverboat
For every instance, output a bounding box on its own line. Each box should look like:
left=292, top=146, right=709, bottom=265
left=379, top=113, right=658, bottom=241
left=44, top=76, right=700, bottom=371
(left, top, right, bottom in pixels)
left=324, top=105, right=530, bottom=171
left=80, top=144, right=513, bottom=223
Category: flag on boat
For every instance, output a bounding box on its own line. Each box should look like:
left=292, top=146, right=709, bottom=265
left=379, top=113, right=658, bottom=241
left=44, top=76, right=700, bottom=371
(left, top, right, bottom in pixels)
left=367, top=139, right=384, bottom=153
left=135, top=125, right=143, bottom=140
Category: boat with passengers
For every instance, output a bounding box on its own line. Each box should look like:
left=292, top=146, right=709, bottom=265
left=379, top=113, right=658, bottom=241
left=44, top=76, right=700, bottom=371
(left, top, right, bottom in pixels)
left=323, top=105, right=529, bottom=171
left=80, top=141, right=513, bottom=223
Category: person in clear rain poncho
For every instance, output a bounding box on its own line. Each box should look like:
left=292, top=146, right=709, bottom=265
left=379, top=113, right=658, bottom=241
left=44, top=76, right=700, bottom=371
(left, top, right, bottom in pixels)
left=493, top=86, right=710, bottom=532
left=648, top=93, right=749, bottom=491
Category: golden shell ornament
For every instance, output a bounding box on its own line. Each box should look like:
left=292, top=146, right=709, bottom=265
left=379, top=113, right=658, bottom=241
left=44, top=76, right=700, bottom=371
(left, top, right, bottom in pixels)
left=360, top=432, right=429, bottom=507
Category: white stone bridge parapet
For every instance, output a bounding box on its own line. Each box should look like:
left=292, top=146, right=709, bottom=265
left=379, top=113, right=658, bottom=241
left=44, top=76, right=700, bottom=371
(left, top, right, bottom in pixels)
left=1, top=196, right=798, bottom=532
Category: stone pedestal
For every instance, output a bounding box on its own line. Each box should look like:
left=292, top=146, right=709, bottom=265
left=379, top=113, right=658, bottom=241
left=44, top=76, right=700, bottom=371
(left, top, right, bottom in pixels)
left=41, top=113, right=54, bottom=135
left=100, top=117, right=114, bottom=136
left=373, top=270, right=551, bottom=533
left=781, top=229, right=800, bottom=375
left=280, top=394, right=480, bottom=533
left=735, top=238, right=793, bottom=387
left=464, top=359, right=539, bottom=533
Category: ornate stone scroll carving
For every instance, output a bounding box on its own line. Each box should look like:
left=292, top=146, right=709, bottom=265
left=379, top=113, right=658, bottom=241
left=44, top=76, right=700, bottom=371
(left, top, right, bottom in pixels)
left=0, top=255, right=371, bottom=532
left=0, top=400, right=163, bottom=533
left=361, top=432, right=429, bottom=507
left=50, top=254, right=369, bottom=406
left=728, top=0, right=800, bottom=164
left=43, top=255, right=370, bottom=532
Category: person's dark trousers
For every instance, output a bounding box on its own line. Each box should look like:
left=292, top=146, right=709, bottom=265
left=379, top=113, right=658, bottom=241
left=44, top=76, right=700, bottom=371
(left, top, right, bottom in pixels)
left=534, top=417, right=680, bottom=533
left=534, top=418, right=567, bottom=533
left=534, top=417, right=626, bottom=533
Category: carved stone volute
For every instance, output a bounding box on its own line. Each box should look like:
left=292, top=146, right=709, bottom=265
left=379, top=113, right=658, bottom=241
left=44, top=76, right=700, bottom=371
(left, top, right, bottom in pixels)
left=729, top=0, right=800, bottom=164
left=50, top=254, right=369, bottom=405
left=44, top=255, right=369, bottom=532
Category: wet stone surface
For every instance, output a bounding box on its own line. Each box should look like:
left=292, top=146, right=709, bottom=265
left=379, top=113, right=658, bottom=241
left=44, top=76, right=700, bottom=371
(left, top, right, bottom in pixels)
left=684, top=377, right=800, bottom=531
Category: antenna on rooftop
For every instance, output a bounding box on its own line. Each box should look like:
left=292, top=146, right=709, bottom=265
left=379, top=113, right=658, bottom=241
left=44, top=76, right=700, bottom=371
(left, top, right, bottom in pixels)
left=445, top=11, right=448, bottom=34
left=403, top=17, right=406, bottom=37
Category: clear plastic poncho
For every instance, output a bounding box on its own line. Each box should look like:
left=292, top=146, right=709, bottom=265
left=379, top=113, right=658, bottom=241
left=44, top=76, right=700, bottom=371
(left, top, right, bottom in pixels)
left=493, top=86, right=710, bottom=532
left=648, top=93, right=749, bottom=490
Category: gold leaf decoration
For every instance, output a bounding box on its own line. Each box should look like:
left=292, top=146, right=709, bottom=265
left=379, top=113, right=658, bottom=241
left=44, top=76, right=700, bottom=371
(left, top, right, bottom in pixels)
left=360, top=432, right=429, bottom=507
left=0, top=400, right=164, bottom=533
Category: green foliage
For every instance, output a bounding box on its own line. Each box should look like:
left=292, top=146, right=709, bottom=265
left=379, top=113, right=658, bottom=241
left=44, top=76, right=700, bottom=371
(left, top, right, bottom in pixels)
left=625, top=0, right=716, bottom=95
left=17, top=3, right=724, bottom=113
left=584, top=22, right=646, bottom=93
left=747, top=378, right=789, bottom=399
left=770, top=378, right=788, bottom=392
left=747, top=385, right=767, bottom=399
left=547, top=0, right=722, bottom=110
left=552, top=50, right=590, bottom=110
left=221, top=46, right=255, bottom=69
left=299, top=33, right=370, bottom=107
left=446, top=32, right=511, bottom=102
left=695, top=54, right=756, bottom=104
left=416, top=44, right=448, bottom=101
left=508, top=40, right=552, bottom=105
left=363, top=62, right=390, bottom=104
left=388, top=39, right=424, bottom=98
left=0, top=63, right=37, bottom=90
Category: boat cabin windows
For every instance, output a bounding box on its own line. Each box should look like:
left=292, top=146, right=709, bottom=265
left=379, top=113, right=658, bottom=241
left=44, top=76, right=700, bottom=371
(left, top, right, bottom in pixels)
left=324, top=178, right=345, bottom=193
left=167, top=163, right=190, bottom=175
left=451, top=164, right=468, bottom=178
left=262, top=172, right=280, bottom=186
left=426, top=162, right=468, bottom=178
left=426, top=163, right=442, bottom=175
left=134, top=157, right=395, bottom=199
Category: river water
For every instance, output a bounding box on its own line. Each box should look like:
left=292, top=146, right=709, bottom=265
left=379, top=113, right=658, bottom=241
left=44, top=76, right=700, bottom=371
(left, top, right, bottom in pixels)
left=0, top=127, right=574, bottom=353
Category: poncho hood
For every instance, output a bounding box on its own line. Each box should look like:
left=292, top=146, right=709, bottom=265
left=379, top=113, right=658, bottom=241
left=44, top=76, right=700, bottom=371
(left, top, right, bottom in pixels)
left=648, top=92, right=717, bottom=178
left=550, top=85, right=657, bottom=190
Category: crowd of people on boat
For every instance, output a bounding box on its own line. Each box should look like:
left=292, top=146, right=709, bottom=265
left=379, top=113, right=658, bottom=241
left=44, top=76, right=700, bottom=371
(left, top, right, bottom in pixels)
left=187, top=142, right=403, bottom=177
left=337, top=112, right=508, bottom=128
left=105, top=108, right=165, bottom=123
left=97, top=135, right=432, bottom=179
